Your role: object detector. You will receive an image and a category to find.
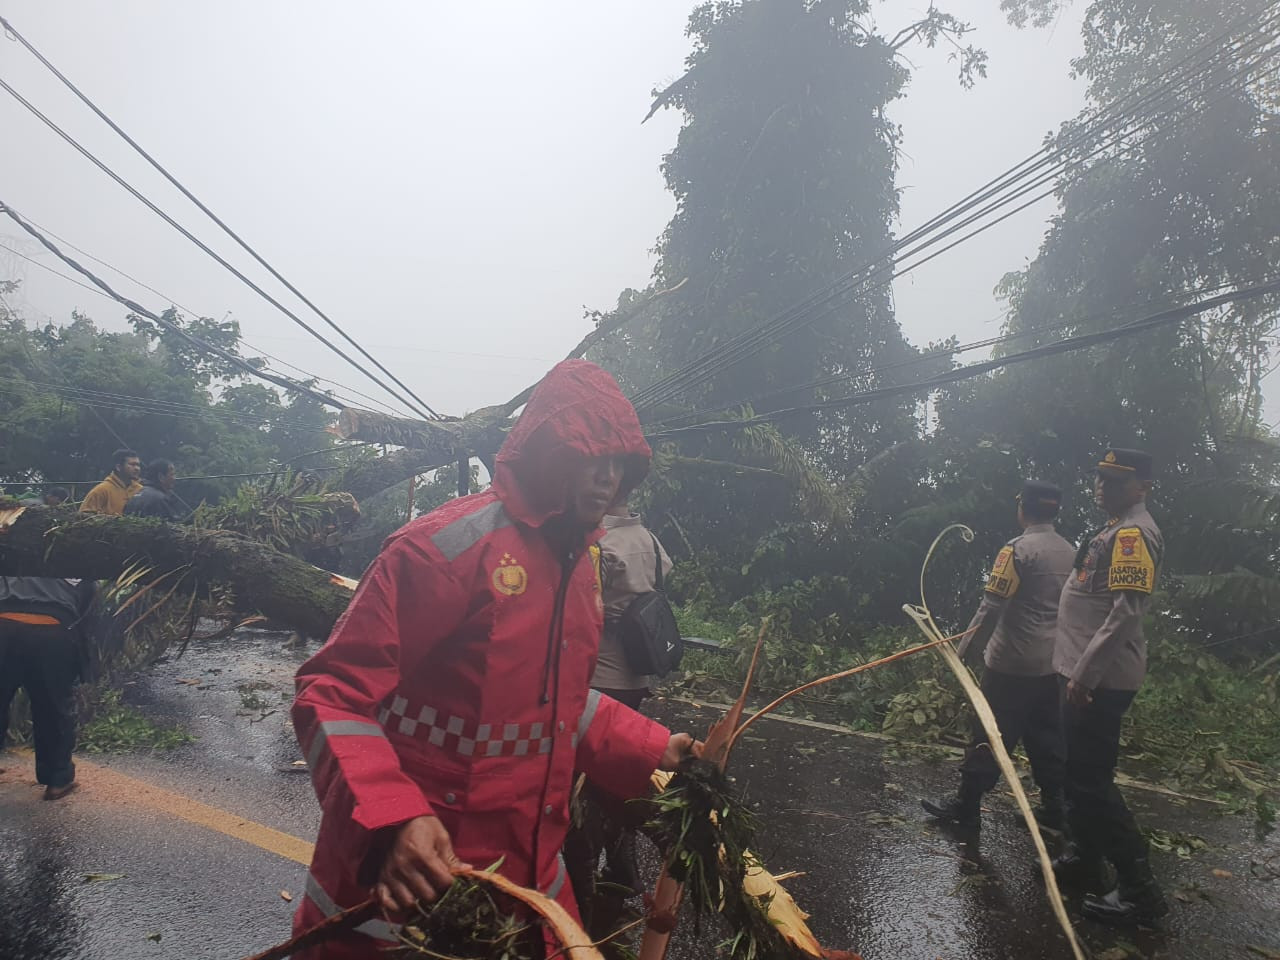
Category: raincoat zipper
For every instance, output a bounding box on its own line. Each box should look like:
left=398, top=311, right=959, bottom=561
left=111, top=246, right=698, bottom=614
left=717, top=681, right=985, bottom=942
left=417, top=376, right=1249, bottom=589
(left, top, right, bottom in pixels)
left=540, top=548, right=576, bottom=705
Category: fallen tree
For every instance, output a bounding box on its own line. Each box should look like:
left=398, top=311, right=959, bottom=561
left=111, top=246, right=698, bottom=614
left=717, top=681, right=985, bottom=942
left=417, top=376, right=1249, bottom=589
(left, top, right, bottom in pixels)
left=0, top=503, right=354, bottom=639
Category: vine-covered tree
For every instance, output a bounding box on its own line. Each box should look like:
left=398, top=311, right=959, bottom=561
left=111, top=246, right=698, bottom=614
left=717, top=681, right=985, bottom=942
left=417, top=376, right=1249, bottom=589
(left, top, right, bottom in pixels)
left=932, top=0, right=1280, bottom=637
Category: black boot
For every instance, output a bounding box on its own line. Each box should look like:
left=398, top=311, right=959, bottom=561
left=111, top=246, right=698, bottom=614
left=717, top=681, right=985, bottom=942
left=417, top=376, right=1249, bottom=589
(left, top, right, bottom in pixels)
left=1051, top=843, right=1108, bottom=892
left=921, top=790, right=981, bottom=827
left=1083, top=858, right=1168, bottom=925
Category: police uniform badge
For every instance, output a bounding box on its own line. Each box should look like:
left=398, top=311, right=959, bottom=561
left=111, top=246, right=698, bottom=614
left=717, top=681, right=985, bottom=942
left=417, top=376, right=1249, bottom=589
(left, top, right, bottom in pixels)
left=588, top=544, right=602, bottom=592
left=1107, top=528, right=1154, bottom=594
left=985, top=545, right=1020, bottom=598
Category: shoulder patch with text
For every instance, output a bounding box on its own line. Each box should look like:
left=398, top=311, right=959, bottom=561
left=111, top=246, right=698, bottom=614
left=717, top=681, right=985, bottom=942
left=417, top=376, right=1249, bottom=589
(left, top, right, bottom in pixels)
left=985, top=545, right=1020, bottom=599
left=1108, top=527, right=1154, bottom=593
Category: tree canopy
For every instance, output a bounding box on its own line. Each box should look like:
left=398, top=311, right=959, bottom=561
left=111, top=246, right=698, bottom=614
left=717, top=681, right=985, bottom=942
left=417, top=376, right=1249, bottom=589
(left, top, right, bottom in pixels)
left=0, top=294, right=335, bottom=506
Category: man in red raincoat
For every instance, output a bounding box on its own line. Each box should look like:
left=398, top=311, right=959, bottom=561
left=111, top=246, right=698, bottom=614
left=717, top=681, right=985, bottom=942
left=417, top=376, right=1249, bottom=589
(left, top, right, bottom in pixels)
left=291, top=360, right=693, bottom=957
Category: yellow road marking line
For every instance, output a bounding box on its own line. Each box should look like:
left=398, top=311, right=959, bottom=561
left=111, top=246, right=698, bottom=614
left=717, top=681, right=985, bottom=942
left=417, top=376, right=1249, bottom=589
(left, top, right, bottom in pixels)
left=3, top=750, right=316, bottom=865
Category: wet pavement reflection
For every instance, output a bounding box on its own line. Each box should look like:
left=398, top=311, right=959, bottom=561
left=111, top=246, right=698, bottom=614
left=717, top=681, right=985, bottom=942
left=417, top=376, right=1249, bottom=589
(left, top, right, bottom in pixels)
left=0, top=629, right=1275, bottom=959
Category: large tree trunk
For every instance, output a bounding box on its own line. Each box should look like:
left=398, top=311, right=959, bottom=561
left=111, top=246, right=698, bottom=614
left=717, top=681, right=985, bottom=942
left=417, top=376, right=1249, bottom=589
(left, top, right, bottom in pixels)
left=332, top=405, right=512, bottom=500
left=0, top=503, right=354, bottom=638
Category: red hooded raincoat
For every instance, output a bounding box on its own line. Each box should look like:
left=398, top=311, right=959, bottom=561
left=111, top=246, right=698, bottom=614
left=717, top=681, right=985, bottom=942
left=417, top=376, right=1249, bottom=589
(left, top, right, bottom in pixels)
left=291, top=360, right=670, bottom=957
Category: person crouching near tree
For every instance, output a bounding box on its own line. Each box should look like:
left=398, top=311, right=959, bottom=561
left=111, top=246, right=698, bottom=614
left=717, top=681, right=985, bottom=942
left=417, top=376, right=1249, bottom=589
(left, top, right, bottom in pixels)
left=290, top=360, right=697, bottom=958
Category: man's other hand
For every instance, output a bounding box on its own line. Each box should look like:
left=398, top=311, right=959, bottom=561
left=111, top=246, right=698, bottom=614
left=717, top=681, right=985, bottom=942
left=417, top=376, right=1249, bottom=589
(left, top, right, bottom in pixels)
left=375, top=815, right=471, bottom=913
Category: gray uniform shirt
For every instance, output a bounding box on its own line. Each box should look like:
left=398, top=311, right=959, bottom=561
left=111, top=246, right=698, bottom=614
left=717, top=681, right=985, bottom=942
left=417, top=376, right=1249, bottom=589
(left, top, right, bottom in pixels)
left=957, top=523, right=1075, bottom=676
left=1053, top=502, right=1163, bottom=691
left=590, top=513, right=673, bottom=691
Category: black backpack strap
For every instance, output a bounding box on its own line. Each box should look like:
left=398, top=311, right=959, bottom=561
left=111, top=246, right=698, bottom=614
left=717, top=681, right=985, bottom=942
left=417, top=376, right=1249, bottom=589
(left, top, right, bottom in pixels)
left=651, top=533, right=664, bottom=592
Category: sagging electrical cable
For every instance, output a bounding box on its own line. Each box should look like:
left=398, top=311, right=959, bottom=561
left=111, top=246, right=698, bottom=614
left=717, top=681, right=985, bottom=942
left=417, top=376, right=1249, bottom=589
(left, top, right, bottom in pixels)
left=636, top=4, right=1280, bottom=408
left=0, top=75, right=437, bottom=422
left=633, top=27, right=1280, bottom=413
left=0, top=11, right=441, bottom=422
left=628, top=5, right=1280, bottom=412
left=0, top=232, right=408, bottom=419
left=0, top=201, right=344, bottom=410
left=646, top=278, right=1280, bottom=440
left=645, top=273, right=1280, bottom=429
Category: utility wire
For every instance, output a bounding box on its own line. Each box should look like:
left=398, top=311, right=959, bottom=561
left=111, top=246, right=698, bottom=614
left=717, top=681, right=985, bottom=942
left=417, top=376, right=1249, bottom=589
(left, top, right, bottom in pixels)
left=0, top=11, right=441, bottom=421
left=0, top=375, right=325, bottom=432
left=646, top=274, right=1280, bottom=428
left=0, top=230, right=407, bottom=418
left=0, top=201, right=345, bottom=410
left=629, top=4, right=1280, bottom=412
left=0, top=74, right=436, bottom=422
left=634, top=22, right=1280, bottom=412
left=647, top=279, right=1280, bottom=440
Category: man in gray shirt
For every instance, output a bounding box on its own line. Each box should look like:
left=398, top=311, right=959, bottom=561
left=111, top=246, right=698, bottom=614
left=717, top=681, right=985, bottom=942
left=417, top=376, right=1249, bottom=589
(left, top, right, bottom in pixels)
left=923, top=480, right=1075, bottom=828
left=1053, top=448, right=1167, bottom=925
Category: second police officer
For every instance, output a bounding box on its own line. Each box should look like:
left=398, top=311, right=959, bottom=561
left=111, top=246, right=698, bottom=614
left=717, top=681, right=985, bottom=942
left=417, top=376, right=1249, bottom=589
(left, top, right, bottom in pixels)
left=922, top=479, right=1075, bottom=829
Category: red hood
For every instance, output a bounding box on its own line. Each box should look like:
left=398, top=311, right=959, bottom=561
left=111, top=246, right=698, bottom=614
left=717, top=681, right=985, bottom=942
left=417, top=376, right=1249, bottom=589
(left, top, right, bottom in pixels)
left=493, top=360, right=651, bottom=527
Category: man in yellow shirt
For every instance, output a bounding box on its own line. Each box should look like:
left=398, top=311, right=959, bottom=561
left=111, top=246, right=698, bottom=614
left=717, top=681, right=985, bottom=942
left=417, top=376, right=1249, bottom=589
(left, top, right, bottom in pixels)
left=79, top=449, right=142, bottom=515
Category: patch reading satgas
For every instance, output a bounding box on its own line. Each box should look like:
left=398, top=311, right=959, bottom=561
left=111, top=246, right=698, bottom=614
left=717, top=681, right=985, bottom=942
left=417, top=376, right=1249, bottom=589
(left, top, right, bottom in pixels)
left=1108, top=527, right=1155, bottom=593
left=984, top=545, right=1020, bottom=598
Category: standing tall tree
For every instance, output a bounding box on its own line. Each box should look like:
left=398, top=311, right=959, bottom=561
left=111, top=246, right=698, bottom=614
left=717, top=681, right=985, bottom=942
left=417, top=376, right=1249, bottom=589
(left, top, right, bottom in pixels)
left=586, top=0, right=988, bottom=607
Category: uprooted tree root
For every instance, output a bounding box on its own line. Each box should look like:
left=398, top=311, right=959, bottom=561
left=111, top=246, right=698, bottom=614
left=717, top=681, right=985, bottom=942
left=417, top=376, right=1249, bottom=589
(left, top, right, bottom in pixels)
left=647, top=756, right=859, bottom=960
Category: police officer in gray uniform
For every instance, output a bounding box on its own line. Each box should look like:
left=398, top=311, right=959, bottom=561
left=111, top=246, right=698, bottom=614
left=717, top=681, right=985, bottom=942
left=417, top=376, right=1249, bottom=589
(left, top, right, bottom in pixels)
left=1053, top=448, right=1167, bottom=924
left=922, top=480, right=1075, bottom=828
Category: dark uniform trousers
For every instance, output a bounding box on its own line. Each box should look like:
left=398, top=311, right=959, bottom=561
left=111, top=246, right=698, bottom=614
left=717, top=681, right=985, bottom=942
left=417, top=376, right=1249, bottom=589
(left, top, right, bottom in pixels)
left=0, top=619, right=79, bottom=788
left=960, top=668, right=1065, bottom=797
left=1058, top=677, right=1149, bottom=876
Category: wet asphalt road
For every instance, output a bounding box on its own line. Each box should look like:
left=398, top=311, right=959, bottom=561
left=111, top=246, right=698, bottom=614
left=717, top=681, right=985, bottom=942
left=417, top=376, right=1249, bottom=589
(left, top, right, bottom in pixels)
left=1, top=628, right=1277, bottom=960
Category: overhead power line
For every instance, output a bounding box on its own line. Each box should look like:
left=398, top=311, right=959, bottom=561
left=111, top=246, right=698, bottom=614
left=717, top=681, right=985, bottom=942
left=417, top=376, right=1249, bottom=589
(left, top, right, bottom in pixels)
left=0, top=229, right=408, bottom=418
left=0, top=12, right=440, bottom=421
left=646, top=274, right=1280, bottom=428
left=646, top=278, right=1280, bottom=440
left=628, top=2, right=1280, bottom=413
left=0, top=76, right=437, bottom=422
left=0, top=373, right=325, bottom=432
left=0, top=201, right=345, bottom=410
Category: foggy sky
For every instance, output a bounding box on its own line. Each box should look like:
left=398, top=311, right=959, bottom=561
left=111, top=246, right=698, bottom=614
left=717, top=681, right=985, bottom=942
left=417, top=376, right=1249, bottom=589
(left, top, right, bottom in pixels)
left=1, top=3, right=1273, bottom=425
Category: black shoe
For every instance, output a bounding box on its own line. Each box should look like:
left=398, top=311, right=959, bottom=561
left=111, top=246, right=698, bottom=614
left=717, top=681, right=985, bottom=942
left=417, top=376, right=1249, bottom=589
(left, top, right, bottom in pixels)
left=921, top=793, right=980, bottom=827
left=1051, top=849, right=1107, bottom=892
left=1082, top=883, right=1169, bottom=926
left=43, top=780, right=78, bottom=801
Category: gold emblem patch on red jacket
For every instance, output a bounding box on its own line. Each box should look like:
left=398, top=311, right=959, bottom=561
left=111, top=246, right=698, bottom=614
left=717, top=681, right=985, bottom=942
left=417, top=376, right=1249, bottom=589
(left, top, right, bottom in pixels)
left=492, top=553, right=528, bottom=596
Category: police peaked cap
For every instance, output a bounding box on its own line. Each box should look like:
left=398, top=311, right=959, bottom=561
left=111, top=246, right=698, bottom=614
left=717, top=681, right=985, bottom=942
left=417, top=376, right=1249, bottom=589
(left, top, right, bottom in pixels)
left=1018, top=479, right=1062, bottom=513
left=1097, top=447, right=1153, bottom=480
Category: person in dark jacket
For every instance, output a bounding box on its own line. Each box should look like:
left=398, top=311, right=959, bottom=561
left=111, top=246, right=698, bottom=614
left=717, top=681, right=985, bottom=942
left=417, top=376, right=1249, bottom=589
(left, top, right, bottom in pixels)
left=0, top=576, right=96, bottom=799
left=124, top=459, right=187, bottom=521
